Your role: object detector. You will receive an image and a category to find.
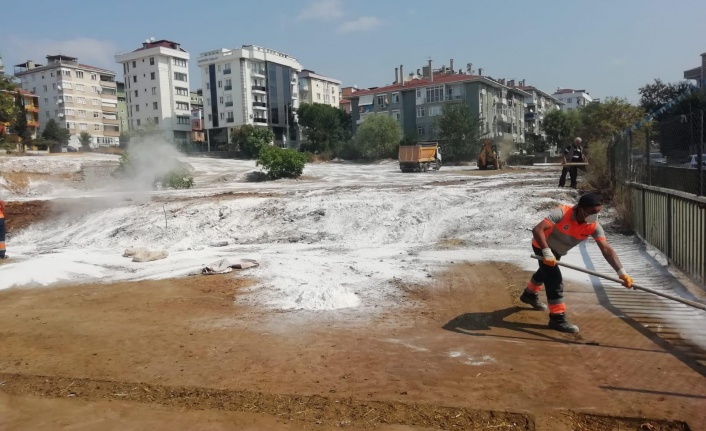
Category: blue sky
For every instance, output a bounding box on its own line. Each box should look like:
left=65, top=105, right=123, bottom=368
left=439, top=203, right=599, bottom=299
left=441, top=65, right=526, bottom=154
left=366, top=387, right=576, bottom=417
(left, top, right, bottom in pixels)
left=2, top=0, right=705, bottom=103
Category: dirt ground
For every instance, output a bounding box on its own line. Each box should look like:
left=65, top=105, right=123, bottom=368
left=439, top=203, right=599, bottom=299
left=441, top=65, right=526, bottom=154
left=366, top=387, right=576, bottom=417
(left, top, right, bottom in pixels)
left=0, top=258, right=702, bottom=430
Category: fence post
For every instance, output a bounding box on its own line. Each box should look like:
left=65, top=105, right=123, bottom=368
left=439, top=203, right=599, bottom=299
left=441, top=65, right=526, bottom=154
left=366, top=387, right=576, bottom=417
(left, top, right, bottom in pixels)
left=696, top=109, right=705, bottom=196
left=667, top=193, right=672, bottom=261
left=642, top=187, right=646, bottom=240
left=645, top=128, right=651, bottom=186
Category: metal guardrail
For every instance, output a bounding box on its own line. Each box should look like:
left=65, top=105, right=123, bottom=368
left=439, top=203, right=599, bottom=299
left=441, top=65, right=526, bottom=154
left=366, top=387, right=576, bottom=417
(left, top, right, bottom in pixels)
left=628, top=182, right=706, bottom=286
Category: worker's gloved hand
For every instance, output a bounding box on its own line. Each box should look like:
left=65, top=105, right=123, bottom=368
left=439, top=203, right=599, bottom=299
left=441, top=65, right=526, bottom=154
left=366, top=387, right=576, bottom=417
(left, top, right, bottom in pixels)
left=541, top=248, right=557, bottom=267
left=617, top=268, right=633, bottom=289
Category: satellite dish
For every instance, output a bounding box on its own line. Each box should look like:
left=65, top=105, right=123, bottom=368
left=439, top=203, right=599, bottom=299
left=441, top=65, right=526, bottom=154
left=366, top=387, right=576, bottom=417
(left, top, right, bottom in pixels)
left=150, top=37, right=155, bottom=42
left=57, top=85, right=62, bottom=90
left=145, top=39, right=150, bottom=43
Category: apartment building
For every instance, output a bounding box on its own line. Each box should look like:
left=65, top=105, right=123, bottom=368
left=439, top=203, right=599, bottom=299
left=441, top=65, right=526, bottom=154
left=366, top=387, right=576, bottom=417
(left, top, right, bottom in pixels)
left=116, top=81, right=128, bottom=133
left=339, top=86, right=357, bottom=114
left=197, top=45, right=302, bottom=149
left=347, top=60, right=529, bottom=149
left=115, top=39, right=192, bottom=146
left=298, top=70, right=341, bottom=107
left=509, top=80, right=563, bottom=138
left=0, top=89, right=39, bottom=141
left=552, top=88, right=593, bottom=111
left=14, top=55, right=119, bottom=147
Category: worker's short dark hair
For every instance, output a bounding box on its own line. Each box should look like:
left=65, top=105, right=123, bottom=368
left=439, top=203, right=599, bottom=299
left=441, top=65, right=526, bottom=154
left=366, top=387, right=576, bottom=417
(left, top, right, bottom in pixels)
left=578, top=193, right=602, bottom=208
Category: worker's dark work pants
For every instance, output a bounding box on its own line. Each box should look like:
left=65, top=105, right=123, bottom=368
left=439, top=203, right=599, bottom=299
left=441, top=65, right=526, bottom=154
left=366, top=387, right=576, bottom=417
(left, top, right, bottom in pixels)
left=559, top=166, right=577, bottom=188
left=530, top=246, right=564, bottom=310
left=0, top=218, right=6, bottom=258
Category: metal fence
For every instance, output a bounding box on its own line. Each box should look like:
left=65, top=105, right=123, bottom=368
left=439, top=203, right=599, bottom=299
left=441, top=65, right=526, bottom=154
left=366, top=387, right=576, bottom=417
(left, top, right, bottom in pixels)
left=611, top=109, right=706, bottom=286
left=611, top=111, right=705, bottom=196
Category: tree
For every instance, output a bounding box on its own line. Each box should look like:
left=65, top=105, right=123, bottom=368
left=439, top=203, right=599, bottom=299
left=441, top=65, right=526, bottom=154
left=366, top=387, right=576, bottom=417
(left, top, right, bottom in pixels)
left=230, top=124, right=255, bottom=152
left=241, top=127, right=274, bottom=158
left=297, top=103, right=351, bottom=154
left=79, top=131, right=92, bottom=151
left=541, top=109, right=581, bottom=150
left=41, top=118, right=71, bottom=152
left=638, top=78, right=706, bottom=121
left=13, top=92, right=32, bottom=151
left=435, top=103, right=480, bottom=161
left=575, top=97, right=644, bottom=144
left=352, top=114, right=402, bottom=160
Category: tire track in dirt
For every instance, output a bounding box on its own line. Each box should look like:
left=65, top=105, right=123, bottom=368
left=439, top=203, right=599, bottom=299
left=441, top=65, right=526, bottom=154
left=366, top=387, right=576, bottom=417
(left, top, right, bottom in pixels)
left=0, top=372, right=533, bottom=430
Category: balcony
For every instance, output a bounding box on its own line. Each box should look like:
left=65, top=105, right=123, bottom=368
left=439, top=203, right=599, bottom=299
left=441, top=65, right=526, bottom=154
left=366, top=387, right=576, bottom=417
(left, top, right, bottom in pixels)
left=25, top=105, right=39, bottom=113
left=251, top=69, right=266, bottom=78
left=251, top=85, right=266, bottom=93
left=226, top=118, right=234, bottom=123
left=444, top=94, right=464, bottom=102
left=27, top=120, right=39, bottom=127
left=223, top=69, right=232, bottom=75
left=253, top=117, right=267, bottom=124
left=224, top=85, right=232, bottom=91
left=102, top=118, right=119, bottom=125
left=525, top=112, right=537, bottom=121
left=225, top=101, right=233, bottom=107
left=253, top=101, right=267, bottom=109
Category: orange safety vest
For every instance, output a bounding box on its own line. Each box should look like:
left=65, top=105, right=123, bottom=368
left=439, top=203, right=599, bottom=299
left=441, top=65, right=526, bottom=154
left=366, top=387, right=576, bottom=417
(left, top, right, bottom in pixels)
left=532, top=205, right=605, bottom=255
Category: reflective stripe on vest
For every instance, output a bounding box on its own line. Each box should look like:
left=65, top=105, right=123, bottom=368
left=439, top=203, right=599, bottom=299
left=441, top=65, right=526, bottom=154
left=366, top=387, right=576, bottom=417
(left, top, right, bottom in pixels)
left=532, top=205, right=600, bottom=256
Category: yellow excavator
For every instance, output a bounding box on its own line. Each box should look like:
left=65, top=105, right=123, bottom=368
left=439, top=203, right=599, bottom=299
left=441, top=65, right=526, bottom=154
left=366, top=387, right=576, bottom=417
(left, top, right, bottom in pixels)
left=477, top=139, right=501, bottom=170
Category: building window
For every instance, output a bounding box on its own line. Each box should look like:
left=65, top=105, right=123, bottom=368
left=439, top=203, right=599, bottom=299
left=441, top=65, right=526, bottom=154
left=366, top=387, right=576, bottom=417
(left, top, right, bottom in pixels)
left=224, top=63, right=231, bottom=73
left=429, top=126, right=435, bottom=136
left=43, top=85, right=48, bottom=92
left=94, top=124, right=101, bottom=131
left=177, top=116, right=190, bottom=125
left=567, top=98, right=572, bottom=103
left=417, top=126, right=425, bottom=136
left=175, top=87, right=188, bottom=96
left=92, top=99, right=99, bottom=105
left=78, top=110, right=86, bottom=117
left=176, top=102, right=189, bottom=110
left=376, top=95, right=386, bottom=106
left=208, top=114, right=212, bottom=121
left=173, top=58, right=187, bottom=67
left=150, top=72, right=155, bottom=80
left=174, top=72, right=187, bottom=81
left=219, top=96, right=223, bottom=104
left=74, top=70, right=83, bottom=78
left=206, top=83, right=210, bottom=90
left=93, top=112, right=99, bottom=118
left=392, top=92, right=400, bottom=104
left=225, top=79, right=231, bottom=88
left=152, top=87, right=157, bottom=95
left=149, top=57, right=155, bottom=66
left=153, top=102, right=158, bottom=109
left=226, top=111, right=234, bottom=120
left=428, top=105, right=442, bottom=117
left=218, top=80, right=222, bottom=88
left=154, top=117, right=159, bottom=125
left=416, top=89, right=422, bottom=98
left=135, top=104, right=140, bottom=112
left=134, top=90, right=139, bottom=97
left=133, top=76, right=137, bottom=83
left=417, top=106, right=425, bottom=118
left=45, top=111, right=50, bottom=118
left=317, top=93, right=321, bottom=100
left=219, top=112, right=224, bottom=120
left=79, top=123, right=87, bottom=130
left=76, top=97, right=86, bottom=104
left=132, top=61, right=136, bottom=68
left=136, top=119, right=141, bottom=126
left=91, top=74, right=97, bottom=80
left=425, top=85, right=444, bottom=103
left=392, top=110, right=400, bottom=120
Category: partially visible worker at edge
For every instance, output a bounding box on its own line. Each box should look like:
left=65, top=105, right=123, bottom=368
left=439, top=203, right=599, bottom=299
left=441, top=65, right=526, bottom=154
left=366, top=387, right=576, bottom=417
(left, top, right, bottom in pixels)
left=519, top=193, right=634, bottom=333
left=0, top=199, right=6, bottom=259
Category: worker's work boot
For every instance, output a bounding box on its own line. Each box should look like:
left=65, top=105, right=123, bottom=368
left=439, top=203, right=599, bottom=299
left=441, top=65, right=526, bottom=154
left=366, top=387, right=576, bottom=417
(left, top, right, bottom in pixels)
left=520, top=291, right=547, bottom=311
left=548, top=313, right=579, bottom=333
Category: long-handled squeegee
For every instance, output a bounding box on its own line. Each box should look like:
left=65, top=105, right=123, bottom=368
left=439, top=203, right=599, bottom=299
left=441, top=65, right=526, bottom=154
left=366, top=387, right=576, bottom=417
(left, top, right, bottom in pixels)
left=530, top=255, right=706, bottom=311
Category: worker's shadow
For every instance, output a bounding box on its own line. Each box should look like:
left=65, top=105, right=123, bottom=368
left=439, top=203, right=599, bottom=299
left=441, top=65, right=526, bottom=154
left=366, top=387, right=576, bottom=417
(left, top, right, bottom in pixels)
left=442, top=306, right=576, bottom=344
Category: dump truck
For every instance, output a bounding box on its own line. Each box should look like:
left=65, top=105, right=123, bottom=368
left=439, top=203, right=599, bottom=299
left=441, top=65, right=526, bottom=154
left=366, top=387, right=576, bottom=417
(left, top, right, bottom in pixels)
left=477, top=139, right=501, bottom=170
left=399, top=142, right=441, bottom=172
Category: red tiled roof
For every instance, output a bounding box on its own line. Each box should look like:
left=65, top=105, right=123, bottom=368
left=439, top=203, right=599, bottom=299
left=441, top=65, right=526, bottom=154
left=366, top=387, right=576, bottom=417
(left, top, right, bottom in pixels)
left=0, top=88, right=38, bottom=98
left=350, top=73, right=486, bottom=97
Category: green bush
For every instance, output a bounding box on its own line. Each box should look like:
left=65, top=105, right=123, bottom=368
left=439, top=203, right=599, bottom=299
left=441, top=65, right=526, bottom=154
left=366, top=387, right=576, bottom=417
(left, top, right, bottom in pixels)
left=257, top=145, right=306, bottom=179
left=155, top=166, right=194, bottom=189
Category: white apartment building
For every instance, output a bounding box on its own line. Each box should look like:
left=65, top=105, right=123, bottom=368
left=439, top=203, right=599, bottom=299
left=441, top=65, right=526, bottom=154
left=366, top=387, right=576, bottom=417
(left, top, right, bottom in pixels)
left=115, top=39, right=191, bottom=145
left=197, top=45, right=303, bottom=149
left=14, top=55, right=120, bottom=147
left=298, top=69, right=341, bottom=107
left=552, top=88, right=593, bottom=111
left=510, top=80, right=563, bottom=137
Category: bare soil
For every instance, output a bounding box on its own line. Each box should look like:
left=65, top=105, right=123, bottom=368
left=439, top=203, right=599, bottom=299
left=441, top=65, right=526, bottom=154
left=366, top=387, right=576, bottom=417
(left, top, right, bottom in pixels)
left=0, top=259, right=702, bottom=430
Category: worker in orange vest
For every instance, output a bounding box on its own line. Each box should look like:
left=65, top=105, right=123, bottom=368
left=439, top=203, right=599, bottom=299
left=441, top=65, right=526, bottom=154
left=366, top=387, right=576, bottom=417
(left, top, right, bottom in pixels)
left=520, top=193, right=634, bottom=333
left=0, top=199, right=6, bottom=259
